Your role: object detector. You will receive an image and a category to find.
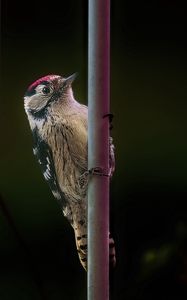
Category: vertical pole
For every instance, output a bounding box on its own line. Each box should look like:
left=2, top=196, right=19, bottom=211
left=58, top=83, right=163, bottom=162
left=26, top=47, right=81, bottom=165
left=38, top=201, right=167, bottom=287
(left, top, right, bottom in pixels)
left=88, top=1, right=110, bottom=300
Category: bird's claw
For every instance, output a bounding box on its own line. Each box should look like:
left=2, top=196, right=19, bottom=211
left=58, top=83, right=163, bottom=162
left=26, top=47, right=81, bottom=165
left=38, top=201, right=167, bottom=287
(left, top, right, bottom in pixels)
left=79, top=167, right=110, bottom=188
left=88, top=167, right=110, bottom=177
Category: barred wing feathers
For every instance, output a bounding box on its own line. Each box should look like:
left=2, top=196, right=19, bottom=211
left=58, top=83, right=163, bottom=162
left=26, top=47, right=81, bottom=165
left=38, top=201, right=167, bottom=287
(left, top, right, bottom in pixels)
left=32, top=127, right=66, bottom=207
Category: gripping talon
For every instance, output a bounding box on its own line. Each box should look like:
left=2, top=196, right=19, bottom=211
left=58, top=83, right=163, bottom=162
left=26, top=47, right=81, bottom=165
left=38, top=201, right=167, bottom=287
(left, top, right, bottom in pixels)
left=89, top=167, right=110, bottom=177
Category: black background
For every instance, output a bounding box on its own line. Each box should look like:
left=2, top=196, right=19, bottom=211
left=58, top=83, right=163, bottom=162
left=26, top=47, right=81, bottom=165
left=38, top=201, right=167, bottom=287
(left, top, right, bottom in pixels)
left=1, top=1, right=187, bottom=299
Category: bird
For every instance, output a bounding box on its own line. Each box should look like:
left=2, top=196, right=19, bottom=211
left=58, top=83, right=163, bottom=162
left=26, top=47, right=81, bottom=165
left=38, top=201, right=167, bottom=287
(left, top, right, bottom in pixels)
left=24, top=73, right=116, bottom=270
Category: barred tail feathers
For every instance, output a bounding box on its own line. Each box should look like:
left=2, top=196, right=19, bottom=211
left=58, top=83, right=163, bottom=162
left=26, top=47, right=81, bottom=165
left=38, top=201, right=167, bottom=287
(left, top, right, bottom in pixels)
left=73, top=227, right=116, bottom=270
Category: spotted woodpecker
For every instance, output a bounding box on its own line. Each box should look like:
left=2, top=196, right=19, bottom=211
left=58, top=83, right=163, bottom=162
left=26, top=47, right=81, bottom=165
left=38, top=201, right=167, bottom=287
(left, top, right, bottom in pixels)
left=24, top=74, right=116, bottom=270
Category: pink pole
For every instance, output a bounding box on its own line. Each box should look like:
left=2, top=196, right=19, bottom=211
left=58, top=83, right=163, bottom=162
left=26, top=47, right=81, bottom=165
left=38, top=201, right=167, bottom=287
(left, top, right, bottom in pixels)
left=88, top=0, right=110, bottom=299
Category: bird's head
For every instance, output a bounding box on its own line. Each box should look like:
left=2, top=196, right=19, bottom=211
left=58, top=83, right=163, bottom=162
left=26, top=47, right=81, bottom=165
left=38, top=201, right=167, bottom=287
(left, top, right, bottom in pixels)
left=24, top=73, right=77, bottom=120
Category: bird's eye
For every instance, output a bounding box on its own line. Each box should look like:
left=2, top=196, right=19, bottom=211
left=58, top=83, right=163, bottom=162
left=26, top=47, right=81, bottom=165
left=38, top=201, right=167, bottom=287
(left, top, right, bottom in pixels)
left=42, top=86, right=51, bottom=94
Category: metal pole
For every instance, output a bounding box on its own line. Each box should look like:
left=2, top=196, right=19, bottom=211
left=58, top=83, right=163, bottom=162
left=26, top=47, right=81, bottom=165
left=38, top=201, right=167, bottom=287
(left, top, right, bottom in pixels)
left=88, top=0, right=110, bottom=300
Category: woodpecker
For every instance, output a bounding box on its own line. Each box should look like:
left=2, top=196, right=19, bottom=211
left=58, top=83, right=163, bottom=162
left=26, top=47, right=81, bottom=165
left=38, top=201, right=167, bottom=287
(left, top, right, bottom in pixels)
left=24, top=74, right=116, bottom=270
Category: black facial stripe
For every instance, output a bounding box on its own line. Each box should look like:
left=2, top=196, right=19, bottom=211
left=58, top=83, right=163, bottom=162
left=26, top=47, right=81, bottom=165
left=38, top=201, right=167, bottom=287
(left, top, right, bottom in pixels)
left=29, top=107, right=48, bottom=120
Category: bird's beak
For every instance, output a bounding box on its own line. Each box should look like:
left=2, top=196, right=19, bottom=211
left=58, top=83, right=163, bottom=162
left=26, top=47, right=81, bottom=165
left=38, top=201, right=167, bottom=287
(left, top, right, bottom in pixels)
left=64, top=73, right=78, bottom=86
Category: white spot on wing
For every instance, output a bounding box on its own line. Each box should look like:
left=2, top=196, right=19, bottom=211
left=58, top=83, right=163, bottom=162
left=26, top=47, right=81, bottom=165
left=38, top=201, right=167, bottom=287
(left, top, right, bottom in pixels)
left=43, top=168, right=51, bottom=180
left=63, top=206, right=70, bottom=217
left=52, top=190, right=61, bottom=200
left=33, top=148, right=37, bottom=155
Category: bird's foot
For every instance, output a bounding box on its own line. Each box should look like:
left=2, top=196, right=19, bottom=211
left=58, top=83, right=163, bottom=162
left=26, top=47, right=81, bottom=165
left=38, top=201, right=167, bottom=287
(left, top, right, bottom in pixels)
left=79, top=167, right=110, bottom=188
left=88, top=167, right=110, bottom=177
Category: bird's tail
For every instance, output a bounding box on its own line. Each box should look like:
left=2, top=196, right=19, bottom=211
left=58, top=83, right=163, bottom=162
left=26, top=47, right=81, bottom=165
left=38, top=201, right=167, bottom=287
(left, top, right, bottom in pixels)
left=74, top=228, right=116, bottom=271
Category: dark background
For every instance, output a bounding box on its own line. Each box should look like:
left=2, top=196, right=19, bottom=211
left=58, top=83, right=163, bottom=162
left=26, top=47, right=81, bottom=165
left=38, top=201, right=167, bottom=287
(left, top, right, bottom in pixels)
left=1, top=0, right=187, bottom=299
